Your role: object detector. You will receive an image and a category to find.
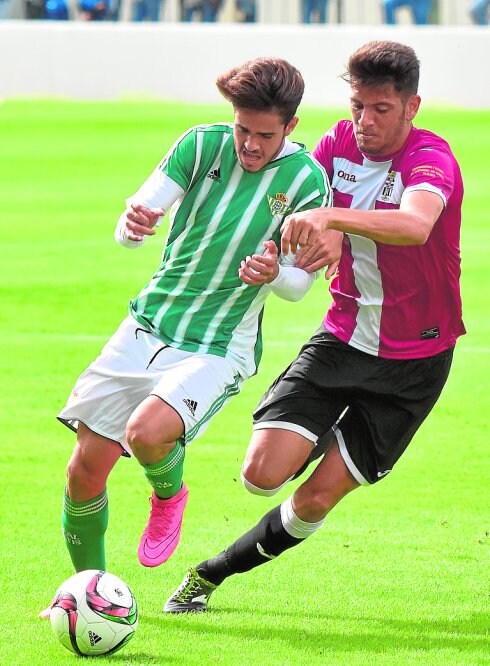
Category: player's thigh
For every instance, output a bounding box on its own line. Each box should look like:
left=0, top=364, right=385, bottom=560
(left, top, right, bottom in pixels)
left=59, top=316, right=173, bottom=449
left=67, top=422, right=123, bottom=501
left=242, top=428, right=314, bottom=488
left=151, top=352, right=243, bottom=445
left=253, top=371, right=347, bottom=451
left=336, top=349, right=454, bottom=485
left=126, top=394, right=185, bottom=447
left=253, top=330, right=351, bottom=438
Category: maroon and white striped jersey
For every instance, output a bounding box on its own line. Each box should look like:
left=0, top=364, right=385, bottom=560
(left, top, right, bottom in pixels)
left=313, top=120, right=465, bottom=359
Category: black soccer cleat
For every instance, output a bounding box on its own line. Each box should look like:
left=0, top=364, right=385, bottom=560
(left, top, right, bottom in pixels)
left=163, top=567, right=217, bottom=613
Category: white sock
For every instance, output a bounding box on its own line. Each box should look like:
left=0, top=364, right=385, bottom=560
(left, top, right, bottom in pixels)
left=280, top=495, right=325, bottom=539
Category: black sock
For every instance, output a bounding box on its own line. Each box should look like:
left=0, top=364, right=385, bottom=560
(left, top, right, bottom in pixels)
left=196, top=505, right=303, bottom=586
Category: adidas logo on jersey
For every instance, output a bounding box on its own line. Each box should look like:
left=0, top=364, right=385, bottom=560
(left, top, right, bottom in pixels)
left=183, top=398, right=198, bottom=416
left=207, top=167, right=222, bottom=182
left=88, top=631, right=102, bottom=646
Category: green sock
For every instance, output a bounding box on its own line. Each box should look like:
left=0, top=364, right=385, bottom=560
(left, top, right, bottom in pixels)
left=61, top=489, right=108, bottom=572
left=143, top=442, right=185, bottom=499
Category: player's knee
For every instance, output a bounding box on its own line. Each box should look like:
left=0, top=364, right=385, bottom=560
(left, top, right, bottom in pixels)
left=240, top=467, right=288, bottom=497
left=125, top=415, right=157, bottom=455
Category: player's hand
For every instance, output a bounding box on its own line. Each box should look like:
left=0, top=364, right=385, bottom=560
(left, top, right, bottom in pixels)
left=238, top=240, right=279, bottom=286
left=280, top=209, right=329, bottom=256
left=124, top=204, right=165, bottom=242
left=294, top=229, right=344, bottom=279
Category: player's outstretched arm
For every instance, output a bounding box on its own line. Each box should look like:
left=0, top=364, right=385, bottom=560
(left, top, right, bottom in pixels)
left=281, top=191, right=443, bottom=255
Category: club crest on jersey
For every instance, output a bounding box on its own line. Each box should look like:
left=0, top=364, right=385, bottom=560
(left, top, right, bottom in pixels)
left=267, top=193, right=291, bottom=216
left=380, top=170, right=397, bottom=201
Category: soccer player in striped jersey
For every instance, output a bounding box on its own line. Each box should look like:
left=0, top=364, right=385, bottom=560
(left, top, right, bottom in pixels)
left=164, top=41, right=465, bottom=613
left=39, top=57, right=338, bottom=616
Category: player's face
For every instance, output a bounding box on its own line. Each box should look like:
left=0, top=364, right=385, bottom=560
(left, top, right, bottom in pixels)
left=350, top=83, right=420, bottom=157
left=233, top=108, right=298, bottom=172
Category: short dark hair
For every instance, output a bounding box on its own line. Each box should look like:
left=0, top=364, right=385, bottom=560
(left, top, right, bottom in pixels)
left=342, top=40, right=420, bottom=96
left=216, top=57, right=304, bottom=124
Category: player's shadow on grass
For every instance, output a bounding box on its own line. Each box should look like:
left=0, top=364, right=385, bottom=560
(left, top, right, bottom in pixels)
left=108, top=652, right=183, bottom=664
left=144, top=608, right=488, bottom=657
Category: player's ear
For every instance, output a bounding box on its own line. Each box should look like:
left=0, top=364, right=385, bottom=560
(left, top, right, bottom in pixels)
left=406, top=95, right=421, bottom=121
left=285, top=116, right=299, bottom=136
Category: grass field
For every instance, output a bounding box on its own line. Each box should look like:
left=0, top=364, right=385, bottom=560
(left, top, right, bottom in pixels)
left=0, top=99, right=488, bottom=666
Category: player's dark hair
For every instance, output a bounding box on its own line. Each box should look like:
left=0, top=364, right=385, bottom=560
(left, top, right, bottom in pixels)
left=216, top=57, right=304, bottom=125
left=342, top=40, right=420, bottom=97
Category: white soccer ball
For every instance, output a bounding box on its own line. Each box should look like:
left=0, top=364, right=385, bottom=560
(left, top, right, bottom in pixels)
left=50, top=569, right=138, bottom=656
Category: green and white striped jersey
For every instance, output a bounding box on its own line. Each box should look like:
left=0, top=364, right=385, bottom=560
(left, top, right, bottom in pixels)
left=130, top=123, right=331, bottom=378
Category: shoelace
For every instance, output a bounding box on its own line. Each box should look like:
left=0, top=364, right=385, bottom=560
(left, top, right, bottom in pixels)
left=146, top=502, right=178, bottom=539
left=176, top=572, right=202, bottom=602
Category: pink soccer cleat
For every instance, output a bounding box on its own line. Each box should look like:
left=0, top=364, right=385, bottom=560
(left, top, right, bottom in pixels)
left=138, top=483, right=189, bottom=567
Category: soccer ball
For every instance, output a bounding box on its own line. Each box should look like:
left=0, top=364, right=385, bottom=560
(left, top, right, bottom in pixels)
left=50, top=569, right=138, bottom=656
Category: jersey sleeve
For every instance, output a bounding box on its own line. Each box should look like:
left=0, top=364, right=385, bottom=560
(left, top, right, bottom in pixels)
left=114, top=129, right=197, bottom=248
left=127, top=126, right=198, bottom=208
left=312, top=123, right=339, bottom=178
left=291, top=153, right=333, bottom=214
left=402, top=145, right=456, bottom=208
left=157, top=127, right=199, bottom=192
left=115, top=171, right=185, bottom=249
left=269, top=265, right=316, bottom=302
left=126, top=170, right=185, bottom=211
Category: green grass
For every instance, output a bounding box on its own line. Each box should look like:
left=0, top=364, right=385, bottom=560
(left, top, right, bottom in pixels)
left=0, top=99, right=488, bottom=665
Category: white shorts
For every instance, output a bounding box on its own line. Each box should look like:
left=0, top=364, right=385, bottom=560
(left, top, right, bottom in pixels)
left=58, top=316, right=244, bottom=455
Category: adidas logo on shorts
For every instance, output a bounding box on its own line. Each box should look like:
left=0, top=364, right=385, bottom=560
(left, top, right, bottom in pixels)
left=183, top=398, right=198, bottom=416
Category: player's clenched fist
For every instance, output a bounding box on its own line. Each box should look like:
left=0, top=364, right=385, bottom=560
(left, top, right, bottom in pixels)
left=124, top=203, right=165, bottom=242
left=238, top=240, right=280, bottom=286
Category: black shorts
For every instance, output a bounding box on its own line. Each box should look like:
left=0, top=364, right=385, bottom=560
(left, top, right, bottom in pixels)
left=253, top=328, right=453, bottom=485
